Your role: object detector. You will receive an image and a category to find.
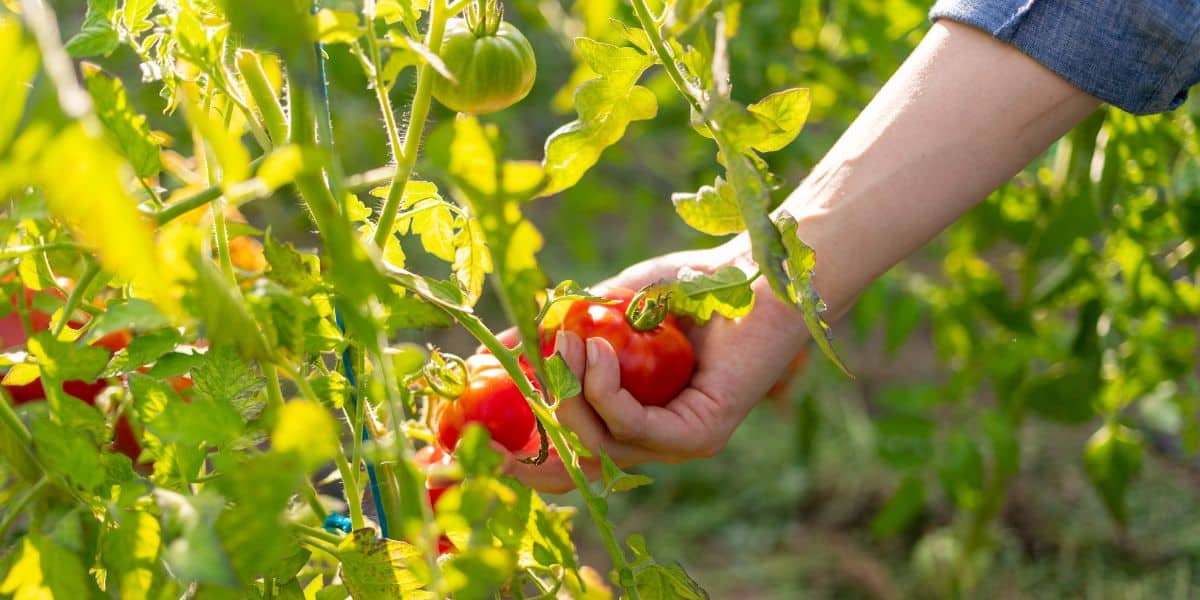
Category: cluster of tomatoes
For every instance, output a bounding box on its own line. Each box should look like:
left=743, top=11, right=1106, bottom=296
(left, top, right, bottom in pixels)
left=432, top=287, right=695, bottom=456
left=0, top=283, right=192, bottom=465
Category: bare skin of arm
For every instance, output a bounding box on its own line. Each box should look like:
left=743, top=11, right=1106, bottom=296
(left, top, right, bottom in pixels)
left=504, top=20, right=1101, bottom=493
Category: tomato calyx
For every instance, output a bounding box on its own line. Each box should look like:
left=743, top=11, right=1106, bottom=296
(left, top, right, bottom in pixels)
left=422, top=350, right=468, bottom=400
left=464, top=0, right=504, bottom=37
left=624, top=286, right=673, bottom=332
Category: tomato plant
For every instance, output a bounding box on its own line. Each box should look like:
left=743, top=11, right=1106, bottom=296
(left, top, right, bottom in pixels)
left=0, top=0, right=835, bottom=597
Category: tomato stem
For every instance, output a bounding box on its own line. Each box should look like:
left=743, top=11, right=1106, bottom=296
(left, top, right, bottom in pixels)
left=51, top=257, right=99, bottom=338
left=371, top=0, right=450, bottom=248
left=237, top=49, right=289, bottom=145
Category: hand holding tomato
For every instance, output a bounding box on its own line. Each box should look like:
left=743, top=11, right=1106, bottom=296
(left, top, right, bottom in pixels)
left=501, top=243, right=813, bottom=493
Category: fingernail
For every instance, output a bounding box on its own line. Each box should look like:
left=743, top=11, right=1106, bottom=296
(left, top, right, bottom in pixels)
left=586, top=338, right=598, bottom=368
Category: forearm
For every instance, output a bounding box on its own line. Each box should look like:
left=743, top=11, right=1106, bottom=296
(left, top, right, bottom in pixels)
left=763, top=20, right=1099, bottom=319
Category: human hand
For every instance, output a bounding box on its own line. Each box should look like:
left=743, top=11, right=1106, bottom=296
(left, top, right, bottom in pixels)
left=500, top=238, right=812, bottom=493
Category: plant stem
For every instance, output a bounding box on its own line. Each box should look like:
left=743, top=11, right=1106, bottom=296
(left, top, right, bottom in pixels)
left=629, top=0, right=703, bottom=114
left=264, top=364, right=285, bottom=428
left=292, top=522, right=342, bottom=546
left=212, top=196, right=238, bottom=285
left=361, top=1, right=405, bottom=169
left=236, top=49, right=289, bottom=144
left=0, top=242, right=83, bottom=259
left=0, top=477, right=49, bottom=542
left=334, top=445, right=366, bottom=531
left=51, top=257, right=99, bottom=337
left=0, top=396, right=41, bottom=482
left=371, top=0, right=449, bottom=247
left=301, top=479, right=327, bottom=520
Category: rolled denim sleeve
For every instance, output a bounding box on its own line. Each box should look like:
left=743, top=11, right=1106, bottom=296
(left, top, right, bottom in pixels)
left=930, top=0, right=1200, bottom=115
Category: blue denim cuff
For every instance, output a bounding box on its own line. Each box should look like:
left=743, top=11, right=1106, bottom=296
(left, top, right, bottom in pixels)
left=930, top=0, right=1200, bottom=115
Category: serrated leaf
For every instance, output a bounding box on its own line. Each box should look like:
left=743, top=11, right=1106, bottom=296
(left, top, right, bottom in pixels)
left=155, top=490, right=237, bottom=587
left=263, top=232, right=322, bottom=294
left=211, top=452, right=306, bottom=583
left=452, top=216, right=492, bottom=305
left=30, top=415, right=105, bottom=490
left=668, top=266, right=755, bottom=324
left=599, top=450, right=652, bottom=495
left=122, top=0, right=157, bottom=35
left=191, top=259, right=270, bottom=360
left=28, top=332, right=110, bottom=382
left=104, top=328, right=183, bottom=376
left=387, top=294, right=453, bottom=330
left=87, top=298, right=169, bottom=339
left=443, top=547, right=515, bottom=600
left=1085, top=423, right=1143, bottom=525
left=189, top=345, right=264, bottom=420
left=65, top=0, right=119, bottom=57
left=0, top=534, right=94, bottom=599
left=82, top=63, right=161, bottom=178
left=544, top=354, right=581, bottom=402
left=775, top=213, right=852, bottom=377
left=540, top=38, right=658, bottom=197
left=671, top=177, right=744, bottom=235
left=694, top=89, right=810, bottom=154
left=100, top=509, right=162, bottom=600
left=338, top=529, right=432, bottom=599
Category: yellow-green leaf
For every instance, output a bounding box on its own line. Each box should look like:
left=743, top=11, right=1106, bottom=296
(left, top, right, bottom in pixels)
left=0, top=17, right=38, bottom=154
left=82, top=62, right=162, bottom=178
left=671, top=176, right=744, bottom=235
left=272, top=400, right=338, bottom=469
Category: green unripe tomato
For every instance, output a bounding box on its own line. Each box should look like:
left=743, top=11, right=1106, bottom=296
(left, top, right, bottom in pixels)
left=431, top=17, right=536, bottom=114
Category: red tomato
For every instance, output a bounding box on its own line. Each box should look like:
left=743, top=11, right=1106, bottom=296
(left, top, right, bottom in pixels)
left=435, top=354, right=535, bottom=453
left=558, top=287, right=695, bottom=407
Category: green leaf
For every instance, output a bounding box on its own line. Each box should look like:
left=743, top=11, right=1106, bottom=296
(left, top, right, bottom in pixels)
left=65, top=0, right=119, bottom=57
left=599, top=450, right=653, bottom=495
left=122, top=0, right=157, bottom=35
left=211, top=452, right=306, bottom=584
left=871, top=474, right=925, bottom=538
left=133, top=371, right=242, bottom=448
left=0, top=534, right=95, bottom=599
left=694, top=89, right=811, bottom=153
left=338, top=529, right=432, bottom=599
left=87, top=298, right=169, bottom=339
left=0, top=17, right=39, bottom=154
left=191, top=259, right=270, bottom=360
left=100, top=509, right=163, bottom=600
left=30, top=415, right=105, bottom=490
left=544, top=354, right=581, bottom=402
left=540, top=38, right=658, bottom=197
left=263, top=232, right=323, bottom=294
left=1084, top=423, right=1143, bottom=526
left=671, top=176, right=744, bottom=235
left=627, top=534, right=707, bottom=599
left=667, top=266, right=755, bottom=324
left=775, top=214, right=851, bottom=376
left=189, top=346, right=265, bottom=421
left=104, top=328, right=183, bottom=376
left=1022, top=362, right=1098, bottom=423
left=82, top=63, right=161, bottom=178
left=219, top=0, right=314, bottom=69
left=27, top=332, right=110, bottom=382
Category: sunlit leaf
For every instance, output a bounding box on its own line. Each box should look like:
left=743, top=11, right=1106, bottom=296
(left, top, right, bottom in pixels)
left=82, top=63, right=161, bottom=178
left=671, top=176, right=744, bottom=235
left=1084, top=423, right=1143, bottom=525
left=273, top=400, right=338, bottom=470
left=775, top=213, right=851, bottom=376
left=65, top=0, right=119, bottom=57
left=0, top=17, right=38, bottom=154
left=338, top=529, right=432, bottom=599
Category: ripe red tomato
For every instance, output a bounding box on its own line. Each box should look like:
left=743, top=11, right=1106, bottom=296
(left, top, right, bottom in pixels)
left=558, top=287, right=695, bottom=407
left=435, top=354, right=535, bottom=453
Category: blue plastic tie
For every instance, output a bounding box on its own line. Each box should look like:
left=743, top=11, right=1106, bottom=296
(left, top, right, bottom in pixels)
left=322, top=512, right=353, bottom=534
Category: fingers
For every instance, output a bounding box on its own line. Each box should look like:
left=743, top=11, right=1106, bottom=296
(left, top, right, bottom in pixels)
left=550, top=332, right=609, bottom=453
left=583, top=336, right=728, bottom=459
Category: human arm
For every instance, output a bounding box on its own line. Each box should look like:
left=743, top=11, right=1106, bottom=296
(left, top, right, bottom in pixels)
left=504, top=20, right=1100, bottom=492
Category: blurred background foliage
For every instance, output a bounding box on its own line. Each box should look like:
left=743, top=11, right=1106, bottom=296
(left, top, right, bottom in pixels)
left=50, top=0, right=1200, bottom=596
